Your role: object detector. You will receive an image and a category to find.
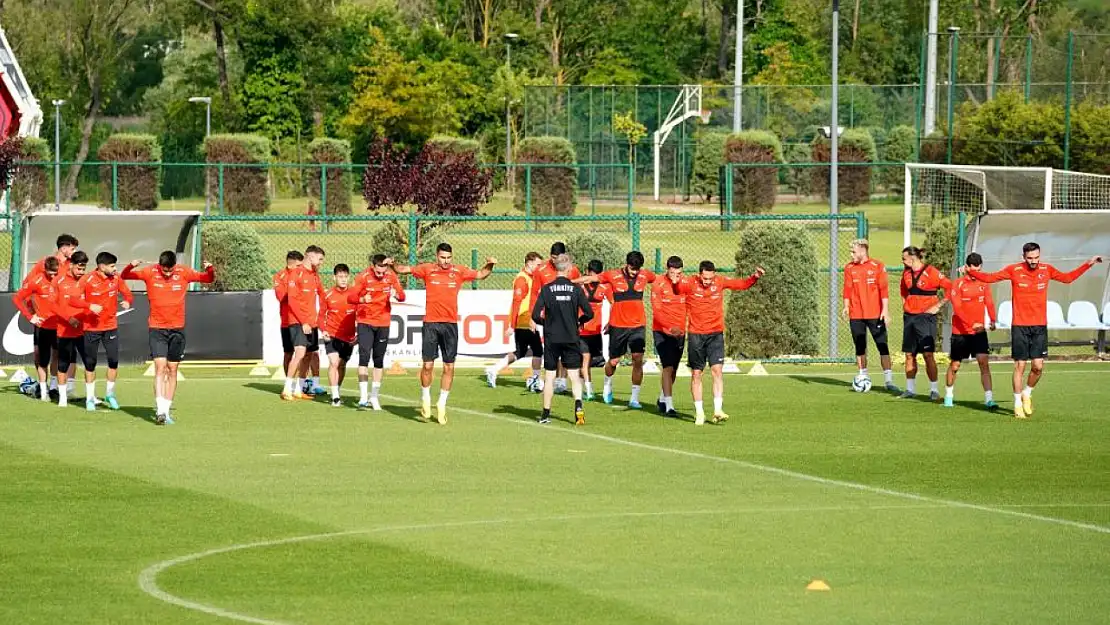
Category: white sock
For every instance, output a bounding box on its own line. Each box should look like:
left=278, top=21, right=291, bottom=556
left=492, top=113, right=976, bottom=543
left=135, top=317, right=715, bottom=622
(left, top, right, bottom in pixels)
left=604, top=374, right=613, bottom=391
left=859, top=367, right=868, bottom=377
left=693, top=400, right=704, bottom=417
left=945, top=386, right=954, bottom=398
left=359, top=381, right=368, bottom=402
left=66, top=379, right=75, bottom=393
left=106, top=381, right=115, bottom=395
left=906, top=379, right=916, bottom=394
left=630, top=385, right=641, bottom=402
left=86, top=382, right=95, bottom=399
left=883, top=369, right=893, bottom=383
left=985, top=390, right=993, bottom=403
left=40, top=383, right=49, bottom=400
left=294, top=377, right=303, bottom=393
left=165, top=399, right=173, bottom=413
left=48, top=378, right=58, bottom=391
left=585, top=381, right=593, bottom=394
left=371, top=382, right=381, bottom=398
left=438, top=390, right=449, bottom=406
left=929, top=380, right=939, bottom=393
left=713, top=395, right=723, bottom=413
left=664, top=396, right=674, bottom=411
left=283, top=378, right=294, bottom=394
left=1022, top=386, right=1033, bottom=398
left=311, top=376, right=320, bottom=388
left=491, top=355, right=511, bottom=372
left=59, top=385, right=68, bottom=405
left=421, top=386, right=431, bottom=403
left=1014, top=392, right=1022, bottom=406
left=331, top=385, right=340, bottom=400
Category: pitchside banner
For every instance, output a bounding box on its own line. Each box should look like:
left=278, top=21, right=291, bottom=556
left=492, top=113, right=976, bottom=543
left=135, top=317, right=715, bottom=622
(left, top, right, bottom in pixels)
left=261, top=290, right=610, bottom=368
left=1, top=292, right=262, bottom=364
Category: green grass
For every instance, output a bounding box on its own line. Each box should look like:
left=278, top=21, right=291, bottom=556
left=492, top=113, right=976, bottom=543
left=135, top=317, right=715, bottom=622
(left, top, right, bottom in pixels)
left=1, top=363, right=1108, bottom=624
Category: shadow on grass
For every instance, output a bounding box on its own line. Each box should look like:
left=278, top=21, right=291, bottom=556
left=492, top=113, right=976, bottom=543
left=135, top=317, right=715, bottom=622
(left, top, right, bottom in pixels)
left=495, top=403, right=576, bottom=426
left=381, top=402, right=430, bottom=424
left=119, top=405, right=159, bottom=425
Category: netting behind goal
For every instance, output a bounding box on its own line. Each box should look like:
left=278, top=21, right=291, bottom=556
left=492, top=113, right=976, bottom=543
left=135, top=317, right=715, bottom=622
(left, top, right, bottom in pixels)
left=904, top=165, right=1110, bottom=246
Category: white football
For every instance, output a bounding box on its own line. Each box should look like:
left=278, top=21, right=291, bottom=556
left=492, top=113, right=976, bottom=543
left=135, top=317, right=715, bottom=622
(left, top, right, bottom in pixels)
left=851, top=374, right=872, bottom=393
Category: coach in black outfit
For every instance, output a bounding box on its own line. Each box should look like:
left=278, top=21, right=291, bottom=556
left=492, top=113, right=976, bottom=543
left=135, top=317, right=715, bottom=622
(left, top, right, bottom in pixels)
left=531, top=254, right=593, bottom=425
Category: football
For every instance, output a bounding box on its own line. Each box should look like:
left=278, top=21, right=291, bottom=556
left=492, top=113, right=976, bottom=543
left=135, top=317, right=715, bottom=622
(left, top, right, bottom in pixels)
left=851, top=374, right=872, bottom=393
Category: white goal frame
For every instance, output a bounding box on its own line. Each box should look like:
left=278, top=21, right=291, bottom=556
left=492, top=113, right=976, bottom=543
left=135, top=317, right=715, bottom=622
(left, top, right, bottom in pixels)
left=653, top=85, right=706, bottom=201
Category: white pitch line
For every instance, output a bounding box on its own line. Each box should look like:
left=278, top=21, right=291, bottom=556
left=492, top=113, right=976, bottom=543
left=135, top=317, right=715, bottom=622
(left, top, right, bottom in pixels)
left=379, top=394, right=1110, bottom=536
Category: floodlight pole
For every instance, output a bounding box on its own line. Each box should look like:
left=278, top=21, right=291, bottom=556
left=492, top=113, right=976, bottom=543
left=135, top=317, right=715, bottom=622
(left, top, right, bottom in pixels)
left=189, top=97, right=213, bottom=215
left=51, top=100, right=64, bottom=211
left=923, top=0, right=939, bottom=135
left=732, top=0, right=744, bottom=133
left=828, top=0, right=841, bottom=359
left=504, top=33, right=519, bottom=190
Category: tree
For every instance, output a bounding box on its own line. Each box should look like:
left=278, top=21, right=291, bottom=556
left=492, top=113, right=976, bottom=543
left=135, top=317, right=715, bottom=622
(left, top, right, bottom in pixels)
left=612, top=111, right=647, bottom=168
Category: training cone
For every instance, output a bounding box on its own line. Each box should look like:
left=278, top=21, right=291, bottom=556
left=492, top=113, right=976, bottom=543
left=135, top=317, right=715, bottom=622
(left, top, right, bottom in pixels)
left=722, top=361, right=741, bottom=373
left=642, top=360, right=660, bottom=374
left=249, top=365, right=271, bottom=377
left=522, top=367, right=533, bottom=379
left=806, top=579, right=831, bottom=591
left=388, top=361, right=406, bottom=375
left=10, top=368, right=29, bottom=385
left=176, top=370, right=185, bottom=381
left=499, top=366, right=513, bottom=375
left=143, top=363, right=155, bottom=376
left=747, top=362, right=769, bottom=376
left=675, top=364, right=692, bottom=378
left=0, top=368, right=7, bottom=379
left=271, top=368, right=286, bottom=380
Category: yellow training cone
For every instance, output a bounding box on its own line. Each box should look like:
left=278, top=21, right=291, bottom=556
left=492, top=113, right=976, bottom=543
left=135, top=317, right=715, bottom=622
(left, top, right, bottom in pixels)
left=388, top=361, right=406, bottom=375
left=805, top=579, right=831, bottom=591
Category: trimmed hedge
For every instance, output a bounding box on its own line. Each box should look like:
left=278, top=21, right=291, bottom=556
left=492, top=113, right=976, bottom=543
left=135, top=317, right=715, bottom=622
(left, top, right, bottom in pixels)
left=724, top=131, right=782, bottom=214
left=200, top=221, right=270, bottom=290
left=97, top=134, right=162, bottom=211
left=881, top=125, right=916, bottom=193
left=10, top=137, right=49, bottom=213
left=426, top=135, right=482, bottom=159
left=690, top=130, right=729, bottom=202
left=204, top=134, right=271, bottom=214
left=514, top=136, right=577, bottom=216
left=811, top=128, right=877, bottom=206
left=563, top=231, right=624, bottom=272
left=922, top=215, right=959, bottom=276
left=308, top=137, right=352, bottom=216
left=724, top=222, right=820, bottom=358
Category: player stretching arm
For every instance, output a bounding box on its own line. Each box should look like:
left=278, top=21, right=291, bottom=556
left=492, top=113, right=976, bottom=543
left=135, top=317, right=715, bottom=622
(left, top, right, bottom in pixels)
left=348, top=254, right=406, bottom=410
left=944, top=253, right=997, bottom=410
left=651, top=256, right=688, bottom=418
left=13, top=257, right=60, bottom=401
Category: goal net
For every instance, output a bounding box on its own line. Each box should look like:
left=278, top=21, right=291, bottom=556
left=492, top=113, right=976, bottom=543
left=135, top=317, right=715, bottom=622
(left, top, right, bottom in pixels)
left=903, top=164, right=1110, bottom=246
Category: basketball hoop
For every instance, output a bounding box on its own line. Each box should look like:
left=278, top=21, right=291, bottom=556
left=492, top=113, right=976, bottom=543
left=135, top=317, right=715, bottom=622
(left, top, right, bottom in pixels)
left=699, top=109, right=712, bottom=124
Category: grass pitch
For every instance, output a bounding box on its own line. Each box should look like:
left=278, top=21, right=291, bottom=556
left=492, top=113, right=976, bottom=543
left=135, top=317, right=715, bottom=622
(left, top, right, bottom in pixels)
left=2, top=363, right=1108, bottom=624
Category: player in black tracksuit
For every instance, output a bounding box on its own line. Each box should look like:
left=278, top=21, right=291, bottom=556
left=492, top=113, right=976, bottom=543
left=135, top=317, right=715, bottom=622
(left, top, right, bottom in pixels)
left=532, top=256, right=594, bottom=425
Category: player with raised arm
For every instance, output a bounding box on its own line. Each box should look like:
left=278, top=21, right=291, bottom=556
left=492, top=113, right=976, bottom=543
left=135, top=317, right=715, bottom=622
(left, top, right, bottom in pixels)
left=79, top=252, right=133, bottom=411
left=274, top=250, right=305, bottom=375
left=944, top=253, right=998, bottom=409
left=531, top=254, right=593, bottom=425
left=23, top=234, right=79, bottom=397
left=842, top=239, right=898, bottom=392
left=678, top=260, right=764, bottom=425
left=899, top=246, right=951, bottom=401
left=966, top=243, right=1102, bottom=419
left=348, top=254, right=405, bottom=410
left=651, top=256, right=688, bottom=418
left=280, top=246, right=326, bottom=401
left=319, top=264, right=357, bottom=407
left=391, top=243, right=496, bottom=424
left=536, top=242, right=582, bottom=393
left=13, top=256, right=60, bottom=401
left=121, top=252, right=215, bottom=425
left=300, top=246, right=329, bottom=395
left=486, top=252, right=544, bottom=390
left=578, top=260, right=611, bottom=401
left=576, top=251, right=655, bottom=407
left=52, top=251, right=92, bottom=408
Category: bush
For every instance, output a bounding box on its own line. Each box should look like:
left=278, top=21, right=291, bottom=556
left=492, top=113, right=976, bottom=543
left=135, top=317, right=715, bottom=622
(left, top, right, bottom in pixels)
left=922, top=215, right=959, bottom=276
left=781, top=142, right=814, bottom=199
left=1070, top=103, right=1110, bottom=176
left=690, top=130, right=729, bottom=203
left=204, top=134, right=271, bottom=214
left=563, top=231, right=625, bottom=271
left=724, top=131, right=782, bottom=214
left=370, top=220, right=450, bottom=265
left=308, top=137, right=352, bottom=216
left=811, top=128, right=877, bottom=206
left=200, top=221, right=270, bottom=291
left=881, top=125, right=916, bottom=193
left=919, top=131, right=950, bottom=164
left=97, top=134, right=162, bottom=211
left=10, top=137, right=49, bottom=214
left=955, top=91, right=1065, bottom=168
left=426, top=135, right=482, bottom=159
left=724, top=222, right=820, bottom=358
left=515, top=136, right=577, bottom=216
left=413, top=143, right=493, bottom=215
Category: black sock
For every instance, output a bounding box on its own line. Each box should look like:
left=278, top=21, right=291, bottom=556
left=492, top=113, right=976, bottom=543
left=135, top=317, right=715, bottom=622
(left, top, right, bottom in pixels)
left=575, top=399, right=583, bottom=409
left=542, top=407, right=550, bottom=416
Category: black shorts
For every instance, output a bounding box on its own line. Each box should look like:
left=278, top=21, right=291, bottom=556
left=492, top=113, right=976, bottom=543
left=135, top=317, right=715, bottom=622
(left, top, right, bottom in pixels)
left=150, top=328, right=186, bottom=362
left=513, top=328, right=544, bottom=359
left=901, top=313, right=937, bottom=355
left=56, top=336, right=87, bottom=372
left=83, top=330, right=120, bottom=371
left=280, top=326, right=294, bottom=354
left=653, top=330, right=686, bottom=368
left=544, top=341, right=583, bottom=371
left=357, top=324, right=390, bottom=368
left=608, top=326, right=646, bottom=359
left=688, top=332, right=725, bottom=371
left=849, top=318, right=890, bottom=357
left=1012, top=325, right=1048, bottom=361
left=422, top=322, right=458, bottom=364
left=289, top=324, right=319, bottom=351
left=325, top=338, right=354, bottom=363
left=33, top=328, right=57, bottom=368
left=578, top=334, right=604, bottom=365
left=950, top=331, right=990, bottom=362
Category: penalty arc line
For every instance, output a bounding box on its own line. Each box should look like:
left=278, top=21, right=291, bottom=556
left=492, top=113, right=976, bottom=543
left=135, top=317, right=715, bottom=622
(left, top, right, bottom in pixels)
left=380, top=393, right=1110, bottom=537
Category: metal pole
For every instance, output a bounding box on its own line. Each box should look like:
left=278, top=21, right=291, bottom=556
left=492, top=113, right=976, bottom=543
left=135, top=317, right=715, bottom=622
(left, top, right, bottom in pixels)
left=1024, top=35, right=1033, bottom=103
left=505, top=42, right=512, bottom=169
left=733, top=0, right=744, bottom=133
left=946, top=27, right=960, bottom=165
left=924, top=0, right=939, bottom=135
left=53, top=101, right=62, bottom=210
left=828, top=0, right=841, bottom=359
left=204, top=101, right=212, bottom=215
left=1063, top=31, right=1074, bottom=171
